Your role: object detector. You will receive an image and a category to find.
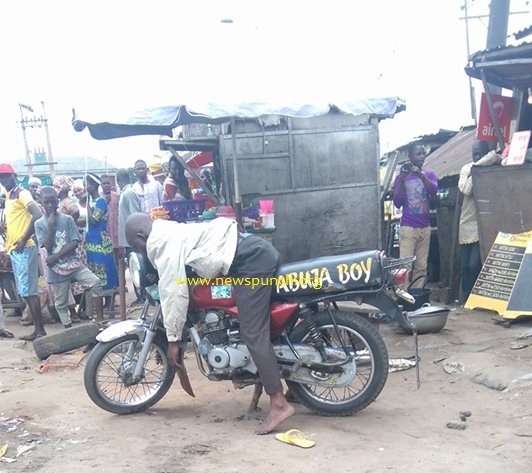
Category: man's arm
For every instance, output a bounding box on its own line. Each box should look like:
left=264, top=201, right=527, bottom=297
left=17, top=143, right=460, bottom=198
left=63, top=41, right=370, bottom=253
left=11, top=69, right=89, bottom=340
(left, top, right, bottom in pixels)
left=458, top=164, right=473, bottom=196
left=43, top=214, right=56, bottom=254
left=46, top=217, right=80, bottom=266
left=392, top=173, right=406, bottom=208
left=418, top=169, right=438, bottom=197
left=150, top=240, right=189, bottom=342
left=15, top=200, right=42, bottom=253
left=47, top=241, right=78, bottom=267
left=34, top=219, right=46, bottom=250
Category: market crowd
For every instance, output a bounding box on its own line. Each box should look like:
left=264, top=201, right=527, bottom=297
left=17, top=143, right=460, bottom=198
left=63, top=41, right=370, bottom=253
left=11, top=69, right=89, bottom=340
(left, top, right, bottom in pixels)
left=0, top=156, right=192, bottom=341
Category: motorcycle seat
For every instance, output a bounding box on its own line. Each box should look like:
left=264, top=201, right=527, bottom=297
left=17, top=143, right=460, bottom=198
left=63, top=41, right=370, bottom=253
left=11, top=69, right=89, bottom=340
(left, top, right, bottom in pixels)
left=273, top=250, right=383, bottom=298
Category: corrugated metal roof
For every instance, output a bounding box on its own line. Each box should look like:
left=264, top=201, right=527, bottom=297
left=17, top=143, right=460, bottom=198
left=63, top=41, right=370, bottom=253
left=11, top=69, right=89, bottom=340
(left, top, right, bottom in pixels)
left=465, top=41, right=532, bottom=91
left=424, top=128, right=476, bottom=179
left=514, top=25, right=532, bottom=41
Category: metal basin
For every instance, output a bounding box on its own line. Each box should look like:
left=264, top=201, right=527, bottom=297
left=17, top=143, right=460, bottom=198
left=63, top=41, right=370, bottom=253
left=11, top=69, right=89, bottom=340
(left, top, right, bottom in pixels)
left=403, top=305, right=449, bottom=334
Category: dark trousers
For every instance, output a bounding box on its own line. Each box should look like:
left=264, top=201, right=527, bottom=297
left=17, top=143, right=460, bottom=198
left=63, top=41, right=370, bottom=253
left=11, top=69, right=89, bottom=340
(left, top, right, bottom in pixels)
left=228, top=235, right=282, bottom=395
left=460, top=242, right=481, bottom=302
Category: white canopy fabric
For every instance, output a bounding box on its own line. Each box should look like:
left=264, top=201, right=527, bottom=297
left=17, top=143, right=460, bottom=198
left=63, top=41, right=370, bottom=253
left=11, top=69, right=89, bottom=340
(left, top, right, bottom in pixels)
left=72, top=98, right=406, bottom=140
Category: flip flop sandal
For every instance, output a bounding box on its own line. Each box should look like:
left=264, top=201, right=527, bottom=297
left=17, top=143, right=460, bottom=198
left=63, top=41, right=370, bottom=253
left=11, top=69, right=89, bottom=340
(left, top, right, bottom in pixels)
left=275, top=429, right=315, bottom=448
left=0, top=329, right=15, bottom=339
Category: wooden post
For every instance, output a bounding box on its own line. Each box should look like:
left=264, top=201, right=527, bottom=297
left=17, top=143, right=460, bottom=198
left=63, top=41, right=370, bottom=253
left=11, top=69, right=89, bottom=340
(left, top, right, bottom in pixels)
left=117, top=250, right=126, bottom=321
left=230, top=118, right=243, bottom=229
left=480, top=70, right=506, bottom=150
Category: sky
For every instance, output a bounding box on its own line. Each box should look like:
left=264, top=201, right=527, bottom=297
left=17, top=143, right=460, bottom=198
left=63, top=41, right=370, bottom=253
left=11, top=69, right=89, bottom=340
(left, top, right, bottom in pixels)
left=1, top=0, right=531, bottom=170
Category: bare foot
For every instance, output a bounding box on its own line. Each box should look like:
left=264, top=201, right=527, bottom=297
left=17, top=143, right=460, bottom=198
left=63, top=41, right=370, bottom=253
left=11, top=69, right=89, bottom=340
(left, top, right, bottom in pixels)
left=255, top=392, right=295, bottom=435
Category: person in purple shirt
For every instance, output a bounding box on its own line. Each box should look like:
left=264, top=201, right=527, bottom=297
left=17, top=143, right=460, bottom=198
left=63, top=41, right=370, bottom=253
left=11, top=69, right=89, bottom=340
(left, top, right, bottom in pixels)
left=393, top=143, right=438, bottom=289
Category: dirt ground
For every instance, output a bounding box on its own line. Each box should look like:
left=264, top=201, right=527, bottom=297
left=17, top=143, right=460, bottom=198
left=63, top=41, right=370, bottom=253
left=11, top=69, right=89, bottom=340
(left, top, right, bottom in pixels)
left=1, top=297, right=531, bottom=473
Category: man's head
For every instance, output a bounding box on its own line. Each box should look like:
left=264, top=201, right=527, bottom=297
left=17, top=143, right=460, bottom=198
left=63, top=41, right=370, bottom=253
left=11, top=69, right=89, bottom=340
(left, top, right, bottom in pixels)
left=472, top=140, right=490, bottom=163
left=134, top=160, right=148, bottom=184
left=28, top=176, right=42, bottom=200
left=408, top=143, right=426, bottom=168
left=116, top=168, right=130, bottom=190
left=40, top=186, right=59, bottom=217
left=0, top=163, right=17, bottom=191
left=125, top=212, right=153, bottom=253
left=100, top=174, right=112, bottom=196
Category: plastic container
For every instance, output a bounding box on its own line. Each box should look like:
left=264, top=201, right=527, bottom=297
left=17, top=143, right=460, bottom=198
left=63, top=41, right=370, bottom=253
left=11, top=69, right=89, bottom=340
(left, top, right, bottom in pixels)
left=259, top=200, right=274, bottom=213
left=162, top=199, right=206, bottom=222
left=260, top=212, right=275, bottom=229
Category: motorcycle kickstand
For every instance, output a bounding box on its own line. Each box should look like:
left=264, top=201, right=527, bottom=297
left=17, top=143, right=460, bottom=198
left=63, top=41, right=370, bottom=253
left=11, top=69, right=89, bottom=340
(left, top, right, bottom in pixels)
left=245, top=383, right=264, bottom=418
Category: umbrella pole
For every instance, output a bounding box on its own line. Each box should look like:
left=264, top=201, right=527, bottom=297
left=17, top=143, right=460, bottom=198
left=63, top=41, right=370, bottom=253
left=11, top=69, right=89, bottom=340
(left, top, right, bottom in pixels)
left=230, top=118, right=243, bottom=228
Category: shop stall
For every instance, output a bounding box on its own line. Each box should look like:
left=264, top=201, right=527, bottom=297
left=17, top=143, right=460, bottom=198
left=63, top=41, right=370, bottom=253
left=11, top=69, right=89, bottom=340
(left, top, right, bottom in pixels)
left=72, top=99, right=405, bottom=262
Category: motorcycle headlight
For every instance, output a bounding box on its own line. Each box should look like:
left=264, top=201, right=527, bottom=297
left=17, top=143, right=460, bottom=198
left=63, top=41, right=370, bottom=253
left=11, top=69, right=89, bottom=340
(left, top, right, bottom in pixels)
left=145, top=284, right=160, bottom=301
left=128, top=252, right=142, bottom=288
left=128, top=252, right=159, bottom=289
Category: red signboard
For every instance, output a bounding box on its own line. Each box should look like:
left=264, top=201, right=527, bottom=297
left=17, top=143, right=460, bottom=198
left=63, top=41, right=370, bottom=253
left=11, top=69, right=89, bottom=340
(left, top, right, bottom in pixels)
left=477, top=93, right=513, bottom=144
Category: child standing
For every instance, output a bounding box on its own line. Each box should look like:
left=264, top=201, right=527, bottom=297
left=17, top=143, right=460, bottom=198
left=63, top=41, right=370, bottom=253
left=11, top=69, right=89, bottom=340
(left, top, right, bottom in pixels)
left=34, top=187, right=104, bottom=327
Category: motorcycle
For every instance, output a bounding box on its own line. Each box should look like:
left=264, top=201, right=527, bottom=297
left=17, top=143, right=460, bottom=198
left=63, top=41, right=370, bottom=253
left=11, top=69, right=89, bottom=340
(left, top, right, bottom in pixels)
left=83, top=249, right=416, bottom=416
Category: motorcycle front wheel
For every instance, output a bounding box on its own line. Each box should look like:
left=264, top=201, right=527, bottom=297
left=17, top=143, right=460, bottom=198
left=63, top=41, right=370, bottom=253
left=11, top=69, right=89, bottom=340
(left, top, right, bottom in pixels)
left=84, top=335, right=175, bottom=414
left=286, top=310, right=389, bottom=416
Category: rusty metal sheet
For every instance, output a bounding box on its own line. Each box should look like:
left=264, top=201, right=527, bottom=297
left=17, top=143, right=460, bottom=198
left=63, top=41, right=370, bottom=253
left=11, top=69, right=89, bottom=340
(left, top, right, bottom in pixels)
left=472, top=164, right=532, bottom=260
left=220, top=122, right=381, bottom=262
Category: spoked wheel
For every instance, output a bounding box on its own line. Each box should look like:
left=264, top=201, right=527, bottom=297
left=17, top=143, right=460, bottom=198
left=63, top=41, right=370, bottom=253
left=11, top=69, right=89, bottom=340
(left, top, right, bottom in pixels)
left=83, top=335, right=175, bottom=414
left=286, top=310, right=389, bottom=416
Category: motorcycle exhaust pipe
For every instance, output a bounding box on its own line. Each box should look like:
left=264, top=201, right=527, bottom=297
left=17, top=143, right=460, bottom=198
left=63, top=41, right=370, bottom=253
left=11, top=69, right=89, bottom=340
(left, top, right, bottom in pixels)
left=395, top=288, right=416, bottom=305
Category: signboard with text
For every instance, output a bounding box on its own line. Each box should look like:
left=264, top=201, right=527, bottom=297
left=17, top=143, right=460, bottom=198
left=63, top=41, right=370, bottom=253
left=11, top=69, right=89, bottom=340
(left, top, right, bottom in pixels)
left=476, top=93, right=513, bottom=144
left=502, top=130, right=531, bottom=166
left=466, top=231, right=532, bottom=319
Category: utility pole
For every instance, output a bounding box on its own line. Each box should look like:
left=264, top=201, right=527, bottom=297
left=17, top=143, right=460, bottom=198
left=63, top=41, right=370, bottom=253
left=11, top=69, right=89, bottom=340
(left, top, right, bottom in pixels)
left=461, top=0, right=514, bottom=121
left=41, top=101, right=56, bottom=177
left=17, top=102, right=57, bottom=178
left=463, top=0, right=478, bottom=123
left=18, top=104, right=34, bottom=177
left=486, top=0, right=510, bottom=94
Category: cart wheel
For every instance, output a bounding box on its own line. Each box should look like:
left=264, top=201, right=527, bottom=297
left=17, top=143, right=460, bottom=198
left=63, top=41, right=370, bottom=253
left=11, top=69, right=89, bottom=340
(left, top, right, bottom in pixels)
left=33, top=323, right=100, bottom=360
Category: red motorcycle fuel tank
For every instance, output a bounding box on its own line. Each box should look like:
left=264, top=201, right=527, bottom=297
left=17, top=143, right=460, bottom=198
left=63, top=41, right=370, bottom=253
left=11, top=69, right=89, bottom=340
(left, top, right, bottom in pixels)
left=189, top=282, right=236, bottom=308
left=189, top=282, right=298, bottom=337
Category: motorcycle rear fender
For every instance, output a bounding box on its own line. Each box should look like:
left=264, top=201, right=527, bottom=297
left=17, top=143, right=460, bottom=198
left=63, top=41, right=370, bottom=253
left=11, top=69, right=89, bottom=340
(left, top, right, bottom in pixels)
left=96, top=319, right=146, bottom=343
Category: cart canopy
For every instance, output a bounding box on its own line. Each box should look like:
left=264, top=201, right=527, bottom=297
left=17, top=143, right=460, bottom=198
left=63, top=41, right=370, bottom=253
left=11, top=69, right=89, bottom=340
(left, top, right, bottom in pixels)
left=72, top=98, right=406, bottom=140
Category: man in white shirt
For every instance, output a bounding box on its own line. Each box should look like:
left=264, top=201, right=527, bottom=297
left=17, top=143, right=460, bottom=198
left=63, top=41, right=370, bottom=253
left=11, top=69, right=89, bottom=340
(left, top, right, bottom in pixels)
left=458, top=141, right=499, bottom=303
left=132, top=159, right=163, bottom=213
left=125, top=213, right=294, bottom=434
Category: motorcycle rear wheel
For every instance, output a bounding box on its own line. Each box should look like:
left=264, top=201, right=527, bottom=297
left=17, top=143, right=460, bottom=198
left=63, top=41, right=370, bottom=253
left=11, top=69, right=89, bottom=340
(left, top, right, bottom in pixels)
left=84, top=335, right=175, bottom=414
left=286, top=310, right=388, bottom=416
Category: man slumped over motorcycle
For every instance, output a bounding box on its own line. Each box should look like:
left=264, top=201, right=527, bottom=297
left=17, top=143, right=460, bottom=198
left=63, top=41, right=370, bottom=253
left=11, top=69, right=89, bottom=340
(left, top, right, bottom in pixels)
left=125, top=213, right=294, bottom=434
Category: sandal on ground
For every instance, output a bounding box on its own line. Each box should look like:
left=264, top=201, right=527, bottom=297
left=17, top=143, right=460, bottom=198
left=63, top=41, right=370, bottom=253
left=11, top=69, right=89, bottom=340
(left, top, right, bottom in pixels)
left=275, top=429, right=315, bottom=448
left=0, top=329, right=14, bottom=338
